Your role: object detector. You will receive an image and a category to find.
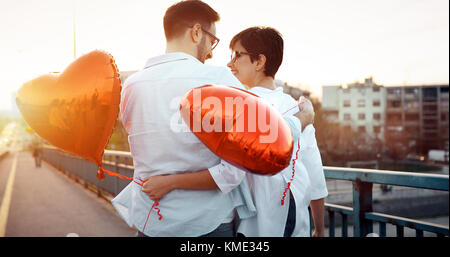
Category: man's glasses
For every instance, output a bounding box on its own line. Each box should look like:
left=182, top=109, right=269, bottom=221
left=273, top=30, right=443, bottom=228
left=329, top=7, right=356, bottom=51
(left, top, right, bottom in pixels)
left=201, top=28, right=220, bottom=50
left=230, top=51, right=254, bottom=63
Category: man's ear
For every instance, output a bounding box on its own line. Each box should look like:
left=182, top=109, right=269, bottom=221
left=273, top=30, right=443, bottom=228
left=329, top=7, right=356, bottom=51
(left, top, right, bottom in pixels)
left=256, top=54, right=266, bottom=72
left=190, top=23, right=202, bottom=44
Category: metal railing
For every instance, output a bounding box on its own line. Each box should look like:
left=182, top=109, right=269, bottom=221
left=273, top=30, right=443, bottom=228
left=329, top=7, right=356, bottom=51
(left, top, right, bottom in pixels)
left=323, top=167, right=448, bottom=237
left=41, top=146, right=449, bottom=237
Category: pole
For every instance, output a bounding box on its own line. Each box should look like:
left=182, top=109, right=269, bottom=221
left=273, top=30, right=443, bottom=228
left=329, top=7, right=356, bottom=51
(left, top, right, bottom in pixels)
left=73, top=2, right=76, bottom=59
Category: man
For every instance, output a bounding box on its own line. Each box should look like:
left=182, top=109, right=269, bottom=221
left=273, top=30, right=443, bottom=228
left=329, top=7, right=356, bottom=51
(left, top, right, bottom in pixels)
left=112, top=0, right=313, bottom=237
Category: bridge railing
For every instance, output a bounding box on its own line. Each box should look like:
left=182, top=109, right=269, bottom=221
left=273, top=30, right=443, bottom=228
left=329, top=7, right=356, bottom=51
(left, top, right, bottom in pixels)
left=41, top=146, right=449, bottom=237
left=323, top=167, right=448, bottom=237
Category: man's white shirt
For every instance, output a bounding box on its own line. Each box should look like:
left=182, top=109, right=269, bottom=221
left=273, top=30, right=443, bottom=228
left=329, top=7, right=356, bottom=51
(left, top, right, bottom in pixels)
left=112, top=52, right=252, bottom=236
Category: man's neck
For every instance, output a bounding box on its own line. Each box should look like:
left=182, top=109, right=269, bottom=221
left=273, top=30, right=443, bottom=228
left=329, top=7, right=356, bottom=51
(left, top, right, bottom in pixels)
left=165, top=40, right=197, bottom=59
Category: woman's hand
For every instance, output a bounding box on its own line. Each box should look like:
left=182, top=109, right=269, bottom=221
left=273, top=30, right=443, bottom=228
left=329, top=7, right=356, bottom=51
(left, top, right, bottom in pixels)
left=141, top=175, right=177, bottom=201
left=295, top=96, right=315, bottom=131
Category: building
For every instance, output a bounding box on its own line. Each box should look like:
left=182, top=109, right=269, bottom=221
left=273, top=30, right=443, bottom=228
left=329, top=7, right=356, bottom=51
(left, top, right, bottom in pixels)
left=322, top=77, right=386, bottom=140
left=275, top=79, right=309, bottom=100
left=322, top=78, right=449, bottom=156
left=385, top=84, right=449, bottom=155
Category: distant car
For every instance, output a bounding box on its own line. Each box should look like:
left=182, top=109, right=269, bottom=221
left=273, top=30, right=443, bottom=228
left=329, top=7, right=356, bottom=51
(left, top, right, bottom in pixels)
left=428, top=150, right=449, bottom=163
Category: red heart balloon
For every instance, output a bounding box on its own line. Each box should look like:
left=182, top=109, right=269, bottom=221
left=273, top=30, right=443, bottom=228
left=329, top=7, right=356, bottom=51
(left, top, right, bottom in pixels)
left=180, top=85, right=293, bottom=175
left=16, top=50, right=121, bottom=180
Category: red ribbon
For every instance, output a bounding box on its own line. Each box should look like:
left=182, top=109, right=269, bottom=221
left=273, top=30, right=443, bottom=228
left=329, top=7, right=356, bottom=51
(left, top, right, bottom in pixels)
left=96, top=166, right=162, bottom=230
left=281, top=139, right=300, bottom=206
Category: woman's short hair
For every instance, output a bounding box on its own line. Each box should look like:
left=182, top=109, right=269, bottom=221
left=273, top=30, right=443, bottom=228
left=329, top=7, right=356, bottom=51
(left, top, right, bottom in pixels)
left=230, top=26, right=284, bottom=78
left=164, top=0, right=220, bottom=40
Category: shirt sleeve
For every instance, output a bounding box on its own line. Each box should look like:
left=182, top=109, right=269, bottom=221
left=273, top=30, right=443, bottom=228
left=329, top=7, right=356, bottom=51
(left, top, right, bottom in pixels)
left=208, top=159, right=246, bottom=194
left=300, top=125, right=328, bottom=200
left=282, top=115, right=302, bottom=143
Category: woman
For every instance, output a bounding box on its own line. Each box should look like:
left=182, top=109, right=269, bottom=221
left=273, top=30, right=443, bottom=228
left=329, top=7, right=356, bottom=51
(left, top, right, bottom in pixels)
left=226, top=26, right=307, bottom=237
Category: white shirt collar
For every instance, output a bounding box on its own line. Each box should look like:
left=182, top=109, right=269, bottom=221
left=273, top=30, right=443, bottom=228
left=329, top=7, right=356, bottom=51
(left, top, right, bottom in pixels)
left=144, top=52, right=201, bottom=69
left=250, top=86, right=283, bottom=93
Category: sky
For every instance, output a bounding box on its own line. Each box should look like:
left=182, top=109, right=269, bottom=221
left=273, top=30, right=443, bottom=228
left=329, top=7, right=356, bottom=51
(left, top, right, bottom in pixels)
left=0, top=0, right=448, bottom=111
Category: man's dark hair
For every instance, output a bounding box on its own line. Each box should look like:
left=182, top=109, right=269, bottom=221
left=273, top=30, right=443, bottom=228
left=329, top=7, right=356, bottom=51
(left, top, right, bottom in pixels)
left=164, top=0, right=220, bottom=40
left=230, top=26, right=284, bottom=78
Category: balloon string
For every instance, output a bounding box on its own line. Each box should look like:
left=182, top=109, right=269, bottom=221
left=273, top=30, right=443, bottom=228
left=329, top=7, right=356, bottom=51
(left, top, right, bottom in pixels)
left=142, top=200, right=162, bottom=233
left=97, top=167, right=162, bottom=231
left=281, top=139, right=300, bottom=206
left=282, top=101, right=304, bottom=115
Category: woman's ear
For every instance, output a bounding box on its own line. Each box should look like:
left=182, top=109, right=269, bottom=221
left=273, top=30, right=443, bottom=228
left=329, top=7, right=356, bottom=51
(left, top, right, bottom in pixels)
left=190, top=23, right=202, bottom=43
left=256, top=54, right=266, bottom=72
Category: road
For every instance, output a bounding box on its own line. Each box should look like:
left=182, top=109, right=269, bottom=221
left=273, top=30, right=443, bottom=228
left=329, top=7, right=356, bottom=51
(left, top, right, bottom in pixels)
left=0, top=151, right=137, bottom=237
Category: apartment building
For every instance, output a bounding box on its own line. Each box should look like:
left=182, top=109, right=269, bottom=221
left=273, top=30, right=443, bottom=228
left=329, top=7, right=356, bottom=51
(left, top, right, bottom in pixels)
left=322, top=77, right=386, bottom=140
left=322, top=78, right=449, bottom=155
left=385, top=84, right=449, bottom=155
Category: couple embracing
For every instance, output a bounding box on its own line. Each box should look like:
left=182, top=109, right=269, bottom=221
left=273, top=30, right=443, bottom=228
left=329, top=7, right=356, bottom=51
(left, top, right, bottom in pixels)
left=112, top=0, right=327, bottom=238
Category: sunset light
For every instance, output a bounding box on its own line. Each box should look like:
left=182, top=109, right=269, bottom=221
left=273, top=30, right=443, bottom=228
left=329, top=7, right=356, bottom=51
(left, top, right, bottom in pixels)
left=0, top=0, right=448, bottom=111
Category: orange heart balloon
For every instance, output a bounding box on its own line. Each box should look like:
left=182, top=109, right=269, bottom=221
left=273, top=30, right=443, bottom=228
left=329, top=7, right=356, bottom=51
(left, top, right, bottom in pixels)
left=180, top=85, right=293, bottom=175
left=16, top=50, right=121, bottom=180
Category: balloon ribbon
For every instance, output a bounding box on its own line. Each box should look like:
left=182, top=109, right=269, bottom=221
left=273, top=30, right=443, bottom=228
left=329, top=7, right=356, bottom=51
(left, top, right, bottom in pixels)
left=281, top=139, right=300, bottom=206
left=97, top=166, right=163, bottom=231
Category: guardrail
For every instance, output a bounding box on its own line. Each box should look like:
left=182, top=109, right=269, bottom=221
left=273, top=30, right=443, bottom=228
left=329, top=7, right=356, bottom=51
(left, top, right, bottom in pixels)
left=323, top=167, right=448, bottom=237
left=41, top=146, right=449, bottom=237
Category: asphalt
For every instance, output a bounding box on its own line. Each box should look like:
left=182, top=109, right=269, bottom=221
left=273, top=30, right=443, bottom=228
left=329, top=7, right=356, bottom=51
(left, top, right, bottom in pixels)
left=0, top=151, right=137, bottom=237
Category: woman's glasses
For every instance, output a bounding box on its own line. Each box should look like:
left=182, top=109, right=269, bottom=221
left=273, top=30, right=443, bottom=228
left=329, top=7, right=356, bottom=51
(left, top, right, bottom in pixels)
left=230, top=51, right=254, bottom=63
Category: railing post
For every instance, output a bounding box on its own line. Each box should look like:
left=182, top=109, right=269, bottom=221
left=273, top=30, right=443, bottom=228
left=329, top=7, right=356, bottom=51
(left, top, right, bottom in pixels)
left=352, top=178, right=373, bottom=237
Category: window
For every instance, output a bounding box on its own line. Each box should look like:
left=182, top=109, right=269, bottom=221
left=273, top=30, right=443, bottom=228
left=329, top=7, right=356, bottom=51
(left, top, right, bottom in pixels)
left=388, top=100, right=401, bottom=108
left=357, top=99, right=365, bottom=107
left=373, top=113, right=381, bottom=120
left=387, top=88, right=401, bottom=95
left=405, top=100, right=419, bottom=109
left=442, top=113, right=447, bottom=121
left=373, top=126, right=381, bottom=134
left=344, top=113, right=351, bottom=121
left=387, top=113, right=401, bottom=121
left=358, top=113, right=365, bottom=120
left=423, top=105, right=437, bottom=112
left=343, top=100, right=351, bottom=107
left=405, top=113, right=419, bottom=121
left=405, top=88, right=418, bottom=95
left=358, top=126, right=366, bottom=133
left=373, top=100, right=380, bottom=107
left=372, top=87, right=380, bottom=92
left=423, top=88, right=437, bottom=98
